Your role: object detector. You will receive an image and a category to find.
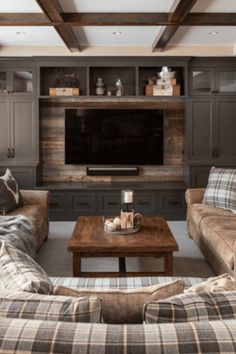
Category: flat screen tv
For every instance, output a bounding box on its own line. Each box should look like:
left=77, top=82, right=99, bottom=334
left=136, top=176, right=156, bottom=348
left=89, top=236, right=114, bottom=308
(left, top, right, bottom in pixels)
left=65, top=109, right=164, bottom=165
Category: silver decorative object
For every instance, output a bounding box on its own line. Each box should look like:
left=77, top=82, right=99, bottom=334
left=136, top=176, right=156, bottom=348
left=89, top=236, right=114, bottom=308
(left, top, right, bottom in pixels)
left=116, top=76, right=124, bottom=96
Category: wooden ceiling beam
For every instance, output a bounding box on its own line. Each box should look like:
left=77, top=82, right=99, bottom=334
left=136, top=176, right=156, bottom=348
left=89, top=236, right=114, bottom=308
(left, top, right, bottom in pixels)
left=35, top=0, right=80, bottom=52
left=152, top=0, right=198, bottom=51
left=1, top=12, right=236, bottom=26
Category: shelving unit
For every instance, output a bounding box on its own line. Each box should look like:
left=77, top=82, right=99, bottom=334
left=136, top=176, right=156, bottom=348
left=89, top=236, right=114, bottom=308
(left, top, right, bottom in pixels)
left=38, top=58, right=188, bottom=99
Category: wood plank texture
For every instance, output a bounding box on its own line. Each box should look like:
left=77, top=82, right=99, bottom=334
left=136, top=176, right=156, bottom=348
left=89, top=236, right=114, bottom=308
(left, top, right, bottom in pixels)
left=39, top=106, right=184, bottom=183
left=1, top=13, right=236, bottom=26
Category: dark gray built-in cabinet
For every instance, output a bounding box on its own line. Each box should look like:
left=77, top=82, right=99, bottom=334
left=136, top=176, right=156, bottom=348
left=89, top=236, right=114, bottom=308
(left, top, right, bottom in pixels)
left=185, top=59, right=236, bottom=187
left=1, top=57, right=236, bottom=217
left=0, top=60, right=38, bottom=188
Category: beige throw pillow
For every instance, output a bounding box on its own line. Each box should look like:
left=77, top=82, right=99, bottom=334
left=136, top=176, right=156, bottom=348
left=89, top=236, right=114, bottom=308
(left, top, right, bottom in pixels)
left=185, top=273, right=236, bottom=293
left=53, top=280, right=185, bottom=324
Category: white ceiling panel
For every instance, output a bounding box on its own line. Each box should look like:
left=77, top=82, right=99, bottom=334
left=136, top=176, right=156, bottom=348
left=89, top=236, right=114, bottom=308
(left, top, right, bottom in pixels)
left=191, top=0, right=236, bottom=12
left=0, top=0, right=42, bottom=12
left=0, top=27, right=64, bottom=46
left=59, top=0, right=176, bottom=13
left=170, top=26, right=236, bottom=45
left=73, top=26, right=161, bottom=46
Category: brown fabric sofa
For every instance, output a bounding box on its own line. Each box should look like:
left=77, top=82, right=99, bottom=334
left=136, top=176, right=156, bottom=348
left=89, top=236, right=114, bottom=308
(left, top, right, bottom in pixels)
left=186, top=188, right=236, bottom=276
left=7, top=190, right=49, bottom=250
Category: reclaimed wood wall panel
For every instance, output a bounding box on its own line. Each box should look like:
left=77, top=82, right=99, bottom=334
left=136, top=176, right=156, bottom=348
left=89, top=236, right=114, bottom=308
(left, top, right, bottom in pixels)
left=40, top=107, right=184, bottom=182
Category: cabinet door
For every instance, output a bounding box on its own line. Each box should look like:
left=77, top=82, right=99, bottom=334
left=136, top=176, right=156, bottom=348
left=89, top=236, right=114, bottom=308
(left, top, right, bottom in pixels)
left=187, top=99, right=214, bottom=160
left=11, top=68, right=35, bottom=96
left=134, top=192, right=157, bottom=215
left=217, top=69, right=236, bottom=94
left=215, top=99, right=236, bottom=161
left=97, top=192, right=121, bottom=215
left=11, top=99, right=37, bottom=163
left=190, top=69, right=214, bottom=95
left=0, top=99, right=10, bottom=162
left=0, top=69, right=10, bottom=96
left=68, top=191, right=96, bottom=220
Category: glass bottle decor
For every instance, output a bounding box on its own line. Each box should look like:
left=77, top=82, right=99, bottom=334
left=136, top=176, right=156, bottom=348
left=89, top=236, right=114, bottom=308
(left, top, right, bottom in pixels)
left=116, top=76, right=124, bottom=96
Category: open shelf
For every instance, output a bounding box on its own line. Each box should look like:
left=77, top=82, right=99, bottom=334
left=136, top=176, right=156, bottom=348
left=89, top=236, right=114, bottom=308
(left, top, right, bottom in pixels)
left=89, top=66, right=136, bottom=96
left=40, top=66, right=87, bottom=96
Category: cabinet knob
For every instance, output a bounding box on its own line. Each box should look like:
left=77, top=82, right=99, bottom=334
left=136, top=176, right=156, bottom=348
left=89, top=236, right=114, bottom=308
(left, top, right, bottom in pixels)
left=211, top=90, right=219, bottom=94
left=7, top=148, right=11, bottom=158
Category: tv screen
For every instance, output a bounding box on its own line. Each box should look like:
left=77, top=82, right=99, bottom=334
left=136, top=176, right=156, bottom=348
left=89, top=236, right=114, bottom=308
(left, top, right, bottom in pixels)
left=65, top=109, right=164, bottom=165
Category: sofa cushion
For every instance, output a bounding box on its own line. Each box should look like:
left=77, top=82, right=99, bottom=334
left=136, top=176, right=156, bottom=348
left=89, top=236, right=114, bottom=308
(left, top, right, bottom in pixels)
left=8, top=204, right=47, bottom=249
left=200, top=217, right=236, bottom=269
left=0, top=289, right=101, bottom=323
left=185, top=274, right=236, bottom=293
left=203, top=167, right=236, bottom=213
left=0, top=169, right=23, bottom=214
left=53, top=280, right=185, bottom=324
left=143, top=291, right=236, bottom=324
left=0, top=241, right=53, bottom=294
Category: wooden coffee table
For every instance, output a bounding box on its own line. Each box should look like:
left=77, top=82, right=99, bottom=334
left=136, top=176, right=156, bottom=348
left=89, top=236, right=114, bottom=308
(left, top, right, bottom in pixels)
left=68, top=216, right=178, bottom=277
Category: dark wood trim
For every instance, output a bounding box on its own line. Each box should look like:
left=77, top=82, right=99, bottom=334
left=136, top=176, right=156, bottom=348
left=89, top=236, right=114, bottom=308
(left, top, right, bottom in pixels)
left=0, top=13, right=49, bottom=25
left=184, top=13, right=236, bottom=26
left=152, top=0, right=198, bottom=51
left=62, top=12, right=171, bottom=26
left=35, top=0, right=81, bottom=52
left=1, top=12, right=236, bottom=27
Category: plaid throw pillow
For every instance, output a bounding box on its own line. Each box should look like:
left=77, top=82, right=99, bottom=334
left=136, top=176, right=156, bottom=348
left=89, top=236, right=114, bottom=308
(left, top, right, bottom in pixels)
left=143, top=291, right=236, bottom=324
left=0, top=289, right=101, bottom=323
left=0, top=241, right=53, bottom=294
left=203, top=167, right=236, bottom=213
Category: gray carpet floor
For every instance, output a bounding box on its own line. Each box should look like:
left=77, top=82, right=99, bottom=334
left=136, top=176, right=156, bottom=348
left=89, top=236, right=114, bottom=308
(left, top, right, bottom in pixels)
left=37, top=221, right=215, bottom=278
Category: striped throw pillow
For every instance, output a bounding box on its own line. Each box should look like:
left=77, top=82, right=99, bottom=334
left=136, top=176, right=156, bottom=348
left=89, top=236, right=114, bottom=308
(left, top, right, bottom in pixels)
left=203, top=167, right=236, bottom=213
left=143, top=291, right=236, bottom=324
left=0, top=289, right=101, bottom=323
left=0, top=241, right=53, bottom=294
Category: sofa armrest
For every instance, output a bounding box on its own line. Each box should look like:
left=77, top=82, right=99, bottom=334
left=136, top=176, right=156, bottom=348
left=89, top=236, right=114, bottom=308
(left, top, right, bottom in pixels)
left=20, top=190, right=49, bottom=210
left=185, top=188, right=205, bottom=205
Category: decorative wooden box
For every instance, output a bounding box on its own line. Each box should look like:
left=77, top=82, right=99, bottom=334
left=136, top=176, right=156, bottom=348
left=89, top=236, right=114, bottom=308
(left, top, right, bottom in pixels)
left=153, top=84, right=180, bottom=96
left=145, top=85, right=154, bottom=96
left=49, top=87, right=80, bottom=96
left=156, top=78, right=177, bottom=86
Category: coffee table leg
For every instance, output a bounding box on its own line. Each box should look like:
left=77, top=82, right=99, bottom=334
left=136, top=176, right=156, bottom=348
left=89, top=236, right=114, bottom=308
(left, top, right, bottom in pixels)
left=164, top=253, right=173, bottom=275
left=73, top=253, right=81, bottom=277
left=119, top=257, right=126, bottom=274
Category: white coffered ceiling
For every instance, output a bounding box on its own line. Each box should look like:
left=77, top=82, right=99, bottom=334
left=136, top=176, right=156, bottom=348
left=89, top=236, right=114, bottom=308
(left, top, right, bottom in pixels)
left=0, top=0, right=236, bottom=56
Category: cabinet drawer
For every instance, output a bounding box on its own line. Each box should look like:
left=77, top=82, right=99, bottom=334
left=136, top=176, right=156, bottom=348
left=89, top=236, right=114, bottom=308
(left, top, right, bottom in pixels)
left=134, top=192, right=156, bottom=215
left=69, top=192, right=96, bottom=218
left=159, top=191, right=186, bottom=220
left=98, top=192, right=121, bottom=215
left=49, top=192, right=67, bottom=221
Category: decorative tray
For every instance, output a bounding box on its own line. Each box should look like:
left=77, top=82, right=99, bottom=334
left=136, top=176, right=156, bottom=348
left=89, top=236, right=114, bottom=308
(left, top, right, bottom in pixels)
left=104, top=224, right=140, bottom=235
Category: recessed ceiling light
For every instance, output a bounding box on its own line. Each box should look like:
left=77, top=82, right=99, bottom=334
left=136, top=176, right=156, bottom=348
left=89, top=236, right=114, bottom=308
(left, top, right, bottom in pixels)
left=16, top=31, right=26, bottom=35
left=112, top=31, right=122, bottom=35
left=208, top=31, right=218, bottom=36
